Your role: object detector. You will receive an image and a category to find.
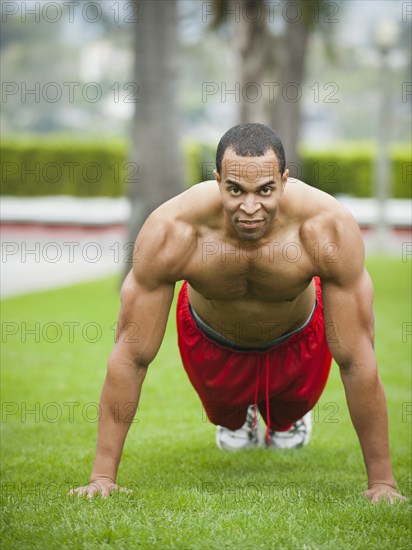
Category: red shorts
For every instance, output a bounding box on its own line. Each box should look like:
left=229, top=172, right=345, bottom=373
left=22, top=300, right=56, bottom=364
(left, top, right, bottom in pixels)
left=176, top=278, right=332, bottom=432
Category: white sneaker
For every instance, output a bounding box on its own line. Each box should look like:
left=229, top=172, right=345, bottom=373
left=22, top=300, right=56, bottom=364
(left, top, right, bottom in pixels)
left=216, top=405, right=260, bottom=451
left=267, top=411, right=312, bottom=449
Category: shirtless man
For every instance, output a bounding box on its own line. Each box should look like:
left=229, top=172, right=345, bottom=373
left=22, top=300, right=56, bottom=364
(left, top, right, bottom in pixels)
left=70, top=123, right=405, bottom=503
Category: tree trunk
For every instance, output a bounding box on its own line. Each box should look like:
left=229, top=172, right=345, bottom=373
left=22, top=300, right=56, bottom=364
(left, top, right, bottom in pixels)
left=228, top=0, right=311, bottom=178
left=231, top=0, right=267, bottom=123
left=268, top=2, right=311, bottom=178
left=125, top=0, right=183, bottom=277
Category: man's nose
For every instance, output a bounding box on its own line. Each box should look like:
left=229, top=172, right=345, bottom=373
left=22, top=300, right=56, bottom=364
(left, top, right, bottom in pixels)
left=240, top=194, right=261, bottom=216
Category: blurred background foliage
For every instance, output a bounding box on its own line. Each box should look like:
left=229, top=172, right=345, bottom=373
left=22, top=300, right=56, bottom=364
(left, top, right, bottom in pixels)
left=1, top=0, right=411, bottom=199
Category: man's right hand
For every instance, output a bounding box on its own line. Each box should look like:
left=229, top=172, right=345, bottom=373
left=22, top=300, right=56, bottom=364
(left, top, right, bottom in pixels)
left=68, top=477, right=132, bottom=498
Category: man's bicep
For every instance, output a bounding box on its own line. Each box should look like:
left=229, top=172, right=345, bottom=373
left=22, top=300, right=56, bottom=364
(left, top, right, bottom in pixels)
left=322, top=269, right=375, bottom=368
left=110, top=270, right=175, bottom=367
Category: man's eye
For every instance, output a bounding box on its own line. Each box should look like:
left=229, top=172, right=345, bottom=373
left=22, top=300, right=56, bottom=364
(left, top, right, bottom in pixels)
left=260, top=187, right=272, bottom=195
left=229, top=188, right=241, bottom=195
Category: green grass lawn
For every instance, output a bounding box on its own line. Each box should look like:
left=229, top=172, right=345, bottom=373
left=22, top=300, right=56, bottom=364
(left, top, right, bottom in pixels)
left=1, top=257, right=411, bottom=549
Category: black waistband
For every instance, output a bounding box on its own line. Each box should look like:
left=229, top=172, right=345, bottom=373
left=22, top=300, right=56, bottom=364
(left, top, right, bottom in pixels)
left=188, top=300, right=317, bottom=351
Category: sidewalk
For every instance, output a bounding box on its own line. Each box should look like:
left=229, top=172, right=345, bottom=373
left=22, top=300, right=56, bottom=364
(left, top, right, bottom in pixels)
left=334, top=195, right=411, bottom=228
left=1, top=196, right=411, bottom=299
left=1, top=196, right=130, bottom=226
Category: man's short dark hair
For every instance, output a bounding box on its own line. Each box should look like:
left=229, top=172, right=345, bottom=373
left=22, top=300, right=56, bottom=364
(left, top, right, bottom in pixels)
left=215, top=123, right=286, bottom=176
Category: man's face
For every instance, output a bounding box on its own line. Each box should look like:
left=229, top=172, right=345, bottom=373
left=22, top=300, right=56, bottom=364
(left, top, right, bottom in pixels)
left=214, top=147, right=288, bottom=242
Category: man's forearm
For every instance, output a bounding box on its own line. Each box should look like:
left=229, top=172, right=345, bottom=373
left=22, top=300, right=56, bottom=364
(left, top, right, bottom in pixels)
left=340, top=363, right=395, bottom=487
left=90, top=361, right=148, bottom=483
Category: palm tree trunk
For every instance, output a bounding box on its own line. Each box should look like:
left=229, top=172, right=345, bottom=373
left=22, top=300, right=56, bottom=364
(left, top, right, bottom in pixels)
left=228, top=0, right=311, bottom=177
left=231, top=0, right=267, bottom=123
left=268, top=2, right=311, bottom=178
left=125, top=0, right=183, bottom=277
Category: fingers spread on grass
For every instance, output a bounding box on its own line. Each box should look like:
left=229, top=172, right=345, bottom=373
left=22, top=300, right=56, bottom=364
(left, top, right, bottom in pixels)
left=87, top=481, right=109, bottom=498
left=364, top=487, right=408, bottom=504
left=68, top=483, right=132, bottom=498
left=68, top=486, right=89, bottom=497
left=67, top=483, right=104, bottom=498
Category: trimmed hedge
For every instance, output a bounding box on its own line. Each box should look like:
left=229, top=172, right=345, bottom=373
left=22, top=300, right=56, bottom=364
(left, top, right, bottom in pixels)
left=1, top=139, right=411, bottom=198
left=391, top=147, right=412, bottom=199
left=1, top=139, right=129, bottom=197
left=301, top=145, right=411, bottom=199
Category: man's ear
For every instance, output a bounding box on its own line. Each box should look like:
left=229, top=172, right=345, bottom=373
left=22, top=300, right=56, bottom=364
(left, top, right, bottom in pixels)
left=213, top=168, right=221, bottom=184
left=282, top=169, right=289, bottom=187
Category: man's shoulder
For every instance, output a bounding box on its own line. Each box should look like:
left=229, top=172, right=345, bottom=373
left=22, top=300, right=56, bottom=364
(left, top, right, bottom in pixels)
left=145, top=181, right=221, bottom=241
left=134, top=181, right=221, bottom=285
left=284, top=179, right=358, bottom=238
left=285, top=180, right=365, bottom=280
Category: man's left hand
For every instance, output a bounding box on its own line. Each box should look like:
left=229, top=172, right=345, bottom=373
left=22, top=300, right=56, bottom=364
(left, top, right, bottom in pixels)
left=364, top=484, right=408, bottom=504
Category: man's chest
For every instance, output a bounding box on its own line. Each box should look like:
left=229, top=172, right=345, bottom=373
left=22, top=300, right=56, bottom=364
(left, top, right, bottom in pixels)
left=184, top=239, right=314, bottom=301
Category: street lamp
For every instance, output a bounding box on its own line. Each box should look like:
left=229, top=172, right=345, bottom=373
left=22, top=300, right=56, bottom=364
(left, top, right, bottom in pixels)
left=373, top=18, right=400, bottom=251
